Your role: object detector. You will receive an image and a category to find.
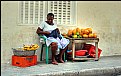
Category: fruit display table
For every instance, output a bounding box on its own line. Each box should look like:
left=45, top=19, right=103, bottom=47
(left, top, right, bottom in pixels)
left=67, top=37, right=99, bottom=61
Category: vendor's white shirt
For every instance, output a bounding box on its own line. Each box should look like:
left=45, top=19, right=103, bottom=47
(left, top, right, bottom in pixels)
left=39, top=21, right=57, bottom=32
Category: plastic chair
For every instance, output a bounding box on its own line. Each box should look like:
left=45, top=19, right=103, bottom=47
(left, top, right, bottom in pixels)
left=39, top=35, right=66, bottom=64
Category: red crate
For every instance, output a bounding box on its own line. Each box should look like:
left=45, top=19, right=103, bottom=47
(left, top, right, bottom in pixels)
left=12, top=55, right=37, bottom=67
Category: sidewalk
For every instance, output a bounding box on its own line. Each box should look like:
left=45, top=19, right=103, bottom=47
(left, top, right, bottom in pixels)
left=1, top=55, right=121, bottom=76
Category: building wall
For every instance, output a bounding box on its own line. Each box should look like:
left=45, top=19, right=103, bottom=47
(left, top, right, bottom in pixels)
left=1, top=1, right=121, bottom=64
left=76, top=1, right=121, bottom=56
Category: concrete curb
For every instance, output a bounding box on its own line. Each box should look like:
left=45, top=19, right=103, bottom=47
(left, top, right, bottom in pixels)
left=32, top=66, right=121, bottom=76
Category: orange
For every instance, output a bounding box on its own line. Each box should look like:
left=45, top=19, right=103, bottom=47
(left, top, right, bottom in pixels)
left=86, top=28, right=92, bottom=33
left=67, top=29, right=73, bottom=36
left=79, top=31, right=83, bottom=36
left=81, top=29, right=85, bottom=34
left=93, top=33, right=97, bottom=38
left=83, top=29, right=90, bottom=35
left=72, top=29, right=77, bottom=35
left=76, top=27, right=81, bottom=33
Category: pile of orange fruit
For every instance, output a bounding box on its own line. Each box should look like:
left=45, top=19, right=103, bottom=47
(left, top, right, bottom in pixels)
left=62, top=27, right=97, bottom=38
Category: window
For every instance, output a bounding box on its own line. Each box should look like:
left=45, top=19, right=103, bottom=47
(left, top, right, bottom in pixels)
left=19, top=1, right=47, bottom=25
left=19, top=1, right=76, bottom=25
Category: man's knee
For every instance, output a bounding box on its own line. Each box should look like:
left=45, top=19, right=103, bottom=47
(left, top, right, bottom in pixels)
left=51, top=42, right=57, bottom=46
left=50, top=42, right=58, bottom=50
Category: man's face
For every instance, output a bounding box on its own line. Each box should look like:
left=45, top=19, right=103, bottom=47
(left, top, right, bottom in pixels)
left=47, top=16, right=54, bottom=24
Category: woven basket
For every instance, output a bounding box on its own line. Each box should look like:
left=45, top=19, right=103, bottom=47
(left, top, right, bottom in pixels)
left=12, top=48, right=36, bottom=56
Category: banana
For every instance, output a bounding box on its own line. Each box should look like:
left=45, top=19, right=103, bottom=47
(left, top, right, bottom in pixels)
left=23, top=44, right=39, bottom=51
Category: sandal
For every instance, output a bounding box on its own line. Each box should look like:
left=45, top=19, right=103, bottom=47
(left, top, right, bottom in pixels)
left=52, top=62, right=58, bottom=65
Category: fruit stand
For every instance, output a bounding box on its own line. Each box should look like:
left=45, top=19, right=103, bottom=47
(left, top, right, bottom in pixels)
left=62, top=27, right=100, bottom=61
left=67, top=37, right=99, bottom=61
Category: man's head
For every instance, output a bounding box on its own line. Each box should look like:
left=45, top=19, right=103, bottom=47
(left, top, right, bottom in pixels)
left=47, top=13, right=54, bottom=24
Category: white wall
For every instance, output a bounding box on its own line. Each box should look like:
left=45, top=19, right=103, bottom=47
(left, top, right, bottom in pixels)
left=1, top=1, right=40, bottom=64
left=76, top=1, right=121, bottom=56
left=1, top=1, right=121, bottom=64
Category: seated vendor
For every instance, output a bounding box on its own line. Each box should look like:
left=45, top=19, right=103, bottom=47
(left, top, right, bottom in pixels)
left=36, top=13, right=70, bottom=65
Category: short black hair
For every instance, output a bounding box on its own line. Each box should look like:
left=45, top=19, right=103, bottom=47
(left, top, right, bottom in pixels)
left=47, top=13, right=54, bottom=18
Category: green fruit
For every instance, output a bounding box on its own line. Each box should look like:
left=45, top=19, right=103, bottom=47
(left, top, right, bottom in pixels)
left=77, top=35, right=82, bottom=38
left=76, top=32, right=79, bottom=35
left=77, top=36, right=80, bottom=38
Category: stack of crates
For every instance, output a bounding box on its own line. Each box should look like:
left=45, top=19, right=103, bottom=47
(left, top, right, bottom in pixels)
left=12, top=55, right=37, bottom=67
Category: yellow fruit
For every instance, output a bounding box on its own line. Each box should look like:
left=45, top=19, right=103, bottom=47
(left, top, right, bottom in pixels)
left=72, top=35, right=77, bottom=38
left=88, top=33, right=93, bottom=38
left=30, top=47, right=33, bottom=50
left=83, top=34, right=88, bottom=38
left=28, top=48, right=31, bottom=50
left=93, top=33, right=97, bottom=38
left=32, top=44, right=39, bottom=48
left=23, top=44, right=39, bottom=51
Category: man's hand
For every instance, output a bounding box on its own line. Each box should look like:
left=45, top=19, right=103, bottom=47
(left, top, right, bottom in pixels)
left=44, top=31, right=50, bottom=35
left=56, top=28, right=60, bottom=34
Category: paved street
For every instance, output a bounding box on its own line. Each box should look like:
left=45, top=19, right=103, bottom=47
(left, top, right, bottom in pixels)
left=1, top=55, right=121, bottom=76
